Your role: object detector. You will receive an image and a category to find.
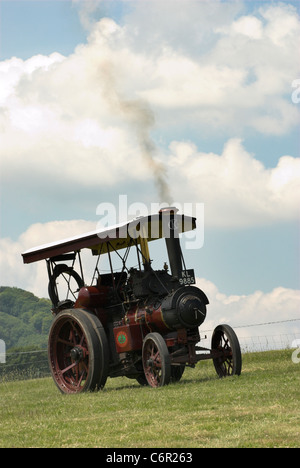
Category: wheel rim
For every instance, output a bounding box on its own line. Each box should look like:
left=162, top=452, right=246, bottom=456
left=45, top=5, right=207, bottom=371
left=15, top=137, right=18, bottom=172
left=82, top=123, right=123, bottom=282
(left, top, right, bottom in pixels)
left=48, top=265, right=84, bottom=309
left=213, top=331, right=234, bottom=376
left=142, top=333, right=171, bottom=388
left=212, top=325, right=241, bottom=377
left=49, top=316, right=91, bottom=393
left=143, top=339, right=163, bottom=387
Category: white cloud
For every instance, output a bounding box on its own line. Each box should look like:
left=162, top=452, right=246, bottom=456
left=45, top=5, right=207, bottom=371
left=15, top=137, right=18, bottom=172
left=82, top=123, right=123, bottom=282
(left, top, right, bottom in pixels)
left=196, top=277, right=300, bottom=345
left=232, top=16, right=263, bottom=39
left=0, top=53, right=65, bottom=106
left=1, top=2, right=299, bottom=139
left=260, top=3, right=300, bottom=46
left=167, top=138, right=300, bottom=227
left=0, top=1, right=299, bottom=228
left=0, top=220, right=96, bottom=297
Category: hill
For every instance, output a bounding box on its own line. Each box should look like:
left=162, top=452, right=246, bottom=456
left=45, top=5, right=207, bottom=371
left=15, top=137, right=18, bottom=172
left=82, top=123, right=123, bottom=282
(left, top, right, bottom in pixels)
left=0, top=286, right=52, bottom=349
left=0, top=349, right=299, bottom=448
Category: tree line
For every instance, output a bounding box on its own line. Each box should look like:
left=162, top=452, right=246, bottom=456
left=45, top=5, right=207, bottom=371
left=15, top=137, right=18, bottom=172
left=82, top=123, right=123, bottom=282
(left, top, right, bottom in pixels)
left=0, top=286, right=53, bottom=380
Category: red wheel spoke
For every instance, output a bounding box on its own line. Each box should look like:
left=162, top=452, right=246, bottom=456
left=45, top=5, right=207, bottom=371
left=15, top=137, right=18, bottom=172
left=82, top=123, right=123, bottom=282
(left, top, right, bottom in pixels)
left=68, top=328, right=76, bottom=346
left=57, top=337, right=73, bottom=347
left=77, top=372, right=84, bottom=386
left=79, top=334, right=85, bottom=347
left=61, top=361, right=78, bottom=375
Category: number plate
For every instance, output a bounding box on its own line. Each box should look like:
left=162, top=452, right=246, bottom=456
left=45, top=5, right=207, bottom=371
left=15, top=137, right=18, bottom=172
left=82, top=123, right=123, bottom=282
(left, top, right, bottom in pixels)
left=179, top=269, right=196, bottom=285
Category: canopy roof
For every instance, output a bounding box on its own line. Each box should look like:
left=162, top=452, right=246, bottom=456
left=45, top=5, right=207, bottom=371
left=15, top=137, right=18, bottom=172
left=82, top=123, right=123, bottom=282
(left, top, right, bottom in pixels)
left=22, top=211, right=196, bottom=264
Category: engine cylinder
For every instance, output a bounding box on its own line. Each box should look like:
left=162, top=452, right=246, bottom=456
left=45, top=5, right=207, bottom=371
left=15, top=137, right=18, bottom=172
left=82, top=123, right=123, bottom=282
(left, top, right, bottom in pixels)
left=160, top=286, right=208, bottom=330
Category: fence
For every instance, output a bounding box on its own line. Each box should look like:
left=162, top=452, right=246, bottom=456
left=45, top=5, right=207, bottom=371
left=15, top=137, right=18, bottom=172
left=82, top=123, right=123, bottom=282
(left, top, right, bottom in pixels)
left=200, top=332, right=300, bottom=353
left=239, top=333, right=300, bottom=353
left=200, top=317, right=300, bottom=353
left=0, top=349, right=49, bottom=382
left=0, top=320, right=299, bottom=382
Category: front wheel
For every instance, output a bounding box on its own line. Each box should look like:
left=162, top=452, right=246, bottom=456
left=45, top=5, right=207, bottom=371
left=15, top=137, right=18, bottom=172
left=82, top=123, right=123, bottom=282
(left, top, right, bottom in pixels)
left=48, top=309, right=106, bottom=393
left=211, top=324, right=242, bottom=378
left=142, top=333, right=171, bottom=387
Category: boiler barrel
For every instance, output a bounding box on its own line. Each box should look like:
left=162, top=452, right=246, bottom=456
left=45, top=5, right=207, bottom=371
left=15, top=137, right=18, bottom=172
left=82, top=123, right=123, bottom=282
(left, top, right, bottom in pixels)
left=161, top=286, right=208, bottom=330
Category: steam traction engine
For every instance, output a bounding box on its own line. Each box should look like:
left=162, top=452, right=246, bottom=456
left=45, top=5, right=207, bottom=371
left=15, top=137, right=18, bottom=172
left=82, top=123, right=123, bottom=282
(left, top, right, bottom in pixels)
left=22, top=208, right=242, bottom=393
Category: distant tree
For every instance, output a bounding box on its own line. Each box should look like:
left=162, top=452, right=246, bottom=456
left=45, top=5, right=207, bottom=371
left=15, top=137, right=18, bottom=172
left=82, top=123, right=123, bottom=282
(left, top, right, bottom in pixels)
left=0, top=287, right=52, bottom=350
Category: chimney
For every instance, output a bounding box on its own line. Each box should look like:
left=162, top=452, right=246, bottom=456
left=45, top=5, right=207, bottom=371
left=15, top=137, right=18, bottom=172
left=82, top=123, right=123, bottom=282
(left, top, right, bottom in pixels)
left=159, top=207, right=183, bottom=279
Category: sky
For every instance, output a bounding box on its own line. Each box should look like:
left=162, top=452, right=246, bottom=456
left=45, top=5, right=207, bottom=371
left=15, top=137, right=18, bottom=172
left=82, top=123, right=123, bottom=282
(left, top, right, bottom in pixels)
left=0, top=0, right=299, bottom=342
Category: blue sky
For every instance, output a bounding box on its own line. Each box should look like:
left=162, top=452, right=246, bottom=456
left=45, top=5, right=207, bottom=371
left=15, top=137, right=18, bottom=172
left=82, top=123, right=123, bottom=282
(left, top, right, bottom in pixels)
left=0, top=0, right=86, bottom=60
left=0, top=0, right=299, bottom=335
left=0, top=0, right=130, bottom=60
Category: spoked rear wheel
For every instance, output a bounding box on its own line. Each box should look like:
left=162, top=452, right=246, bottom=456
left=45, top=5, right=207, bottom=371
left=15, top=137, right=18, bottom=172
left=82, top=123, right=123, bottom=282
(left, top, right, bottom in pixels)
left=48, top=309, right=107, bottom=393
left=211, top=324, right=242, bottom=378
left=142, top=333, right=171, bottom=387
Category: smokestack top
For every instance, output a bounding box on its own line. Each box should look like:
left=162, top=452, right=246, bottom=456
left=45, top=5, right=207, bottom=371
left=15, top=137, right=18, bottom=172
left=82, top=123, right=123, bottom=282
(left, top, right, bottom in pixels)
left=159, top=206, right=179, bottom=215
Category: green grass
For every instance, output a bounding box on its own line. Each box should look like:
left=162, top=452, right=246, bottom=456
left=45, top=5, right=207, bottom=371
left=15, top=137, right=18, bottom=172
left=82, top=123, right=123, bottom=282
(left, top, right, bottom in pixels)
left=0, top=349, right=299, bottom=448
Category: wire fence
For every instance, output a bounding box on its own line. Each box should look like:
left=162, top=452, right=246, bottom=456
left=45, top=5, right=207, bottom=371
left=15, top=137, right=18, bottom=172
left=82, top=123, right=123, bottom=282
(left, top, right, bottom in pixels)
left=0, top=349, right=49, bottom=382
left=239, top=333, right=300, bottom=353
left=200, top=317, right=300, bottom=353
left=0, top=319, right=299, bottom=382
left=200, top=332, right=300, bottom=354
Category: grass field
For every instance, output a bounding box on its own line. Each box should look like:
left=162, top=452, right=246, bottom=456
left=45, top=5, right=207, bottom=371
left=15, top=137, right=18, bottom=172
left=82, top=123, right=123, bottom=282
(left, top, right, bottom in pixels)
left=0, top=349, right=299, bottom=448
